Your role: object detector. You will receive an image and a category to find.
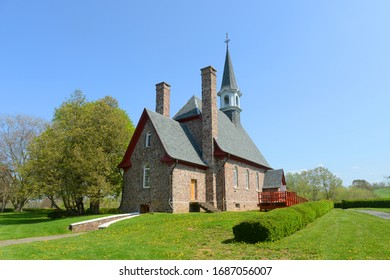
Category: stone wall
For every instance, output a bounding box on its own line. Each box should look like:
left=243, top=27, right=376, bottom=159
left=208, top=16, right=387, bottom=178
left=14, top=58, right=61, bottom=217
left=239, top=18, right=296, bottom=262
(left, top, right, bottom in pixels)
left=171, top=164, right=206, bottom=213
left=223, top=159, right=266, bottom=211
left=69, top=214, right=131, bottom=232
left=180, top=118, right=203, bottom=151
left=121, top=119, right=173, bottom=213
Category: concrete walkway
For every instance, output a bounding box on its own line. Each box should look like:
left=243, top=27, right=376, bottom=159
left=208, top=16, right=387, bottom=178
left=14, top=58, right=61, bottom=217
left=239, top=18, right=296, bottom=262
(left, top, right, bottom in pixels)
left=0, top=232, right=86, bottom=247
left=352, top=210, right=390, bottom=219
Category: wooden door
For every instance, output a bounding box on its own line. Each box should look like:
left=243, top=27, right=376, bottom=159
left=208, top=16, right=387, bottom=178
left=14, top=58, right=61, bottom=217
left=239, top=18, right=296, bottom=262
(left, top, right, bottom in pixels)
left=190, top=179, right=197, bottom=201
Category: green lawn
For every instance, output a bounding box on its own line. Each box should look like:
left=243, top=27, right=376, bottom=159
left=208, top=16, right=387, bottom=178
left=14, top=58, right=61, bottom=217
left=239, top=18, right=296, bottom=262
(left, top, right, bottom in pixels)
left=374, top=188, right=390, bottom=198
left=0, top=209, right=389, bottom=260
left=0, top=210, right=108, bottom=240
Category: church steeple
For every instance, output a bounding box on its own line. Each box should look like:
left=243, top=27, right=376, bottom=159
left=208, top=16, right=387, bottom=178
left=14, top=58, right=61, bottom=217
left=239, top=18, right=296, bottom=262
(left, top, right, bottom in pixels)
left=217, top=34, right=242, bottom=126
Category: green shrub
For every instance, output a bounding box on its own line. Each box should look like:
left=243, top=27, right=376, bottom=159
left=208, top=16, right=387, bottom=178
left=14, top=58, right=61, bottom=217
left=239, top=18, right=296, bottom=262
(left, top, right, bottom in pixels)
left=47, top=209, right=81, bottom=219
left=99, top=208, right=121, bottom=214
left=47, top=210, right=68, bottom=219
left=1, top=208, right=15, bottom=213
left=304, top=200, right=334, bottom=217
left=233, top=200, right=334, bottom=243
left=233, top=219, right=268, bottom=243
left=334, top=199, right=390, bottom=209
left=290, top=203, right=316, bottom=225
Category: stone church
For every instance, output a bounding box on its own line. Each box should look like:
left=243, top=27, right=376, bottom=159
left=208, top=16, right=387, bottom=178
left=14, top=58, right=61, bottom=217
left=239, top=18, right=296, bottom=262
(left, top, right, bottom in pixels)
left=118, top=43, right=282, bottom=213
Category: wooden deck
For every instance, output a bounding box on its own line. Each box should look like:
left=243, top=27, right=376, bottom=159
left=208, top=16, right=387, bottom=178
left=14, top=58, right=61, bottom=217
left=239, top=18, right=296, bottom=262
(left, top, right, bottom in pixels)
left=258, top=191, right=308, bottom=211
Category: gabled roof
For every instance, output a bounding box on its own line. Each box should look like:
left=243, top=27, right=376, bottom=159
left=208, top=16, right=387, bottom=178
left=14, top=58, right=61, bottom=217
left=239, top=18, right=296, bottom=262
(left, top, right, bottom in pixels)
left=118, top=108, right=207, bottom=170
left=263, top=169, right=286, bottom=189
left=119, top=97, right=271, bottom=170
left=173, top=95, right=271, bottom=169
left=173, top=96, right=202, bottom=121
left=147, top=109, right=206, bottom=167
left=215, top=112, right=271, bottom=168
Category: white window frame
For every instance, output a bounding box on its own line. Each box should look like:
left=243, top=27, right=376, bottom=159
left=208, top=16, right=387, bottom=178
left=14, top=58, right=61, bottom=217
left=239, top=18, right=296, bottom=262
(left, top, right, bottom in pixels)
left=256, top=172, right=260, bottom=191
left=245, top=169, right=250, bottom=190
left=233, top=166, right=238, bottom=189
left=143, top=164, right=150, bottom=188
left=145, top=131, right=151, bottom=147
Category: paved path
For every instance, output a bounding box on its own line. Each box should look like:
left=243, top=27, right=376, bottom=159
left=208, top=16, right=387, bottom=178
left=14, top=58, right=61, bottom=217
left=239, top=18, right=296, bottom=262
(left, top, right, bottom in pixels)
left=352, top=210, right=390, bottom=220
left=0, top=232, right=85, bottom=247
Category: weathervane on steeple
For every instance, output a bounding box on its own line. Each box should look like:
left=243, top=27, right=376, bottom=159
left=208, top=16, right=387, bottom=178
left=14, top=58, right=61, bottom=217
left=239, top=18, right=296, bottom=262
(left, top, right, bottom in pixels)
left=224, top=33, right=230, bottom=49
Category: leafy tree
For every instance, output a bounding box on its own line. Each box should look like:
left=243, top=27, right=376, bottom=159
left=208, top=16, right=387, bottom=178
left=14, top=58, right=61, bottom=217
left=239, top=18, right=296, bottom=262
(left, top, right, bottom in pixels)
left=286, top=166, right=343, bottom=201
left=0, top=115, right=47, bottom=212
left=26, top=91, right=134, bottom=214
left=372, top=181, right=388, bottom=189
left=0, top=164, right=12, bottom=211
left=352, top=179, right=372, bottom=190
left=334, top=185, right=377, bottom=201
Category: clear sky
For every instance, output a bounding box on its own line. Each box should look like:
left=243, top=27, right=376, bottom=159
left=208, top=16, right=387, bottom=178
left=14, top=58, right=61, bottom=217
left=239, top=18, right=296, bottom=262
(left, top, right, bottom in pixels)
left=0, top=0, right=389, bottom=186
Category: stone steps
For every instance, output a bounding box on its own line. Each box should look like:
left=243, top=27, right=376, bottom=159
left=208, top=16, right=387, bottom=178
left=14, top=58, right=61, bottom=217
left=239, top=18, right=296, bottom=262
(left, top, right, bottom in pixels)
left=190, top=202, right=220, bottom=213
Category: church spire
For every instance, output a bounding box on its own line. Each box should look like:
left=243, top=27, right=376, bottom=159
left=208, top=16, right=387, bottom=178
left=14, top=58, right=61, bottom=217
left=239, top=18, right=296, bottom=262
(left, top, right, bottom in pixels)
left=220, top=33, right=239, bottom=92
left=218, top=34, right=242, bottom=126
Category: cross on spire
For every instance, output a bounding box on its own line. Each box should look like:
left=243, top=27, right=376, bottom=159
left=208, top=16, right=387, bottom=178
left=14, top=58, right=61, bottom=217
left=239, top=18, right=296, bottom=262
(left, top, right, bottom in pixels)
left=224, top=33, right=230, bottom=49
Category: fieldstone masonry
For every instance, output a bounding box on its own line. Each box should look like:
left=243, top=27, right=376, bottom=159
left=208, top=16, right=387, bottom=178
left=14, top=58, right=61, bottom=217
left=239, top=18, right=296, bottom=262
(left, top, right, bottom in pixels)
left=69, top=214, right=133, bottom=232
left=201, top=66, right=218, bottom=207
left=156, top=82, right=170, bottom=117
left=119, top=47, right=273, bottom=214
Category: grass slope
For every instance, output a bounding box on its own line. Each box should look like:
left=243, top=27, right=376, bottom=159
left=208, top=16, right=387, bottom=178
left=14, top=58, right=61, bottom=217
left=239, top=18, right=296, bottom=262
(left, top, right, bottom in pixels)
left=0, top=209, right=389, bottom=260
left=374, top=188, right=390, bottom=198
left=0, top=210, right=108, bottom=241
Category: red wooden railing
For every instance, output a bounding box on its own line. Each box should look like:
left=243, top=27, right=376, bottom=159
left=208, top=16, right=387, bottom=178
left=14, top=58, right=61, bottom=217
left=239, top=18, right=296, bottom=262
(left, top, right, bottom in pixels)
left=258, top=191, right=308, bottom=211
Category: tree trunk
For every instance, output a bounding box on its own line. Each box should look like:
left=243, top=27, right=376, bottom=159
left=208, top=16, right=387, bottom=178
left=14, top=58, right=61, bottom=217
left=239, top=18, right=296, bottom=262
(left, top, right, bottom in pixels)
left=47, top=195, right=61, bottom=210
left=14, top=203, right=23, bottom=212
left=0, top=196, right=7, bottom=212
left=76, top=197, right=85, bottom=215
left=89, top=199, right=100, bottom=215
left=12, top=198, right=28, bottom=212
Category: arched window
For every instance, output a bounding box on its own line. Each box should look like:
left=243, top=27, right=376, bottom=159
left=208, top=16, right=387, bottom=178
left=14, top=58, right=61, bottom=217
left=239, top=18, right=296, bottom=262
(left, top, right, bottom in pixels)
left=235, top=95, right=239, bottom=107
left=245, top=169, right=250, bottom=190
left=143, top=164, right=150, bottom=188
left=256, top=172, right=260, bottom=191
left=224, top=95, right=229, bottom=106
left=233, top=166, right=238, bottom=189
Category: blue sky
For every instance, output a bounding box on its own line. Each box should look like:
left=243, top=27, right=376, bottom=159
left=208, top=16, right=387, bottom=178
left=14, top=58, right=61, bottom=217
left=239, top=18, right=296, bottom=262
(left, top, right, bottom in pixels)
left=0, top=0, right=389, bottom=186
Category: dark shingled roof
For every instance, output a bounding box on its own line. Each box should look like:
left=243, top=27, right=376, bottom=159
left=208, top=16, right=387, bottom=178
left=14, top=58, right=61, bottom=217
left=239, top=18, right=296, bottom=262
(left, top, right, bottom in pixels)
left=171, top=96, right=271, bottom=169
left=216, top=112, right=270, bottom=168
left=173, top=96, right=202, bottom=121
left=146, top=109, right=206, bottom=167
left=263, top=169, right=285, bottom=189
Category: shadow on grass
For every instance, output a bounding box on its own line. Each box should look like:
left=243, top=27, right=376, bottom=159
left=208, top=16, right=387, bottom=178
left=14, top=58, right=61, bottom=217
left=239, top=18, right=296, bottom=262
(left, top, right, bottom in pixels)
left=222, top=238, right=236, bottom=244
left=0, top=210, right=53, bottom=225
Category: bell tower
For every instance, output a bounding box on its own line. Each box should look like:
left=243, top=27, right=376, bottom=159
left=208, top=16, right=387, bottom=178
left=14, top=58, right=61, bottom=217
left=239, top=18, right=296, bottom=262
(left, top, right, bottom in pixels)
left=217, top=34, right=242, bottom=126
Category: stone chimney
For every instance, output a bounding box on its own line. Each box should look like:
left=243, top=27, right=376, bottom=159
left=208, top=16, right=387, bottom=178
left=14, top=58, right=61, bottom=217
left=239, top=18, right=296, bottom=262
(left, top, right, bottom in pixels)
left=155, top=82, right=170, bottom=117
left=201, top=66, right=218, bottom=164
left=201, top=66, right=218, bottom=207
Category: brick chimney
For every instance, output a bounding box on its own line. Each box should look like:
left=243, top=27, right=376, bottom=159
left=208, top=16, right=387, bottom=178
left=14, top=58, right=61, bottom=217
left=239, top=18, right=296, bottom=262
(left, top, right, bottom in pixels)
left=155, top=82, right=170, bottom=117
left=201, top=66, right=218, bottom=207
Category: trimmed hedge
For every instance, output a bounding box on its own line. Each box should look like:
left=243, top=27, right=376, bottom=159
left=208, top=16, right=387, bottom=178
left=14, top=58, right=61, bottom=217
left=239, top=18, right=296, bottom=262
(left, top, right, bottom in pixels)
left=233, top=200, right=334, bottom=243
left=334, top=198, right=390, bottom=209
